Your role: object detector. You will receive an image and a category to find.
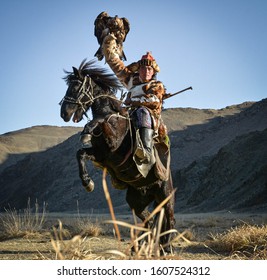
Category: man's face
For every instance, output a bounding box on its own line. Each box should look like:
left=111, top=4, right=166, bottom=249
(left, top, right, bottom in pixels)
left=139, top=65, right=154, bottom=82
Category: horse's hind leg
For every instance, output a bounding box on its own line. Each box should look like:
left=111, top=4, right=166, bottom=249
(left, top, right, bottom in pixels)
left=76, top=148, right=95, bottom=192
left=155, top=177, right=176, bottom=253
left=126, top=187, right=154, bottom=226
left=126, top=187, right=154, bottom=253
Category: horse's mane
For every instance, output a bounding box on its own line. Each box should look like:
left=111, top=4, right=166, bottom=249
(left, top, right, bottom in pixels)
left=64, top=59, right=123, bottom=94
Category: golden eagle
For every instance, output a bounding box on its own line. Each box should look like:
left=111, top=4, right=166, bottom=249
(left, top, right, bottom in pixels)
left=94, top=11, right=130, bottom=61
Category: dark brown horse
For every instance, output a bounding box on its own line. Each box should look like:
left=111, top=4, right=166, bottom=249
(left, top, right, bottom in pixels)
left=60, top=59, right=175, bottom=252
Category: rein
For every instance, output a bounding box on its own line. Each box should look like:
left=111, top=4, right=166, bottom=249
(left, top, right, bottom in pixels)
left=60, top=75, right=123, bottom=116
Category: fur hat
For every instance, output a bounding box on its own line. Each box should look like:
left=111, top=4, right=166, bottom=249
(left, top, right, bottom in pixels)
left=138, top=52, right=160, bottom=72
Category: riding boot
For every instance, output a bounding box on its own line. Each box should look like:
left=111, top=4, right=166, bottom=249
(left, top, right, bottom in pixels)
left=135, top=128, right=154, bottom=163
left=80, top=120, right=99, bottom=145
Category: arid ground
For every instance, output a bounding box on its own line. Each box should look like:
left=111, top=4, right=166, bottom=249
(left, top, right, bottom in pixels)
left=0, top=211, right=266, bottom=260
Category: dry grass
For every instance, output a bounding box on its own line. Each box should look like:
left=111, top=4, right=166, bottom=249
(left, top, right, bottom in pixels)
left=50, top=210, right=179, bottom=260
left=49, top=169, right=179, bottom=260
left=48, top=170, right=267, bottom=260
left=51, top=221, right=97, bottom=260
left=74, top=217, right=103, bottom=237
left=1, top=173, right=266, bottom=260
left=208, top=223, right=267, bottom=259
left=0, top=198, right=47, bottom=239
left=69, top=201, right=104, bottom=237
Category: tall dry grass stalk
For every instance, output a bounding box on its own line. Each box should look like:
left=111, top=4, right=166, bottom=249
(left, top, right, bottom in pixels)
left=105, top=208, right=178, bottom=259
left=0, top=198, right=46, bottom=238
left=102, top=168, right=121, bottom=242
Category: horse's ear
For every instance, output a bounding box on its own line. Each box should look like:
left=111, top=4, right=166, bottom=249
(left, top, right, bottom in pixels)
left=72, top=67, right=79, bottom=77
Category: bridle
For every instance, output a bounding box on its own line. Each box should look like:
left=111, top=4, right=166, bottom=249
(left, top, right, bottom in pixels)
left=60, top=74, right=123, bottom=117
left=59, top=75, right=94, bottom=116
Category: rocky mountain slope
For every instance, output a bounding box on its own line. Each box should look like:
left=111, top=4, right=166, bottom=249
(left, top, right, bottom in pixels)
left=0, top=99, right=266, bottom=213
left=0, top=126, right=81, bottom=173
left=175, top=129, right=267, bottom=212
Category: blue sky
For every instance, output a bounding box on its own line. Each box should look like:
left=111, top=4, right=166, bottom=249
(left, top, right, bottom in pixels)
left=0, top=0, right=266, bottom=134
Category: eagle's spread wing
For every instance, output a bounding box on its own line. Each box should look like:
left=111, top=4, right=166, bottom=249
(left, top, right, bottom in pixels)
left=94, top=11, right=109, bottom=45
left=94, top=11, right=110, bottom=60
left=122, top=17, right=130, bottom=42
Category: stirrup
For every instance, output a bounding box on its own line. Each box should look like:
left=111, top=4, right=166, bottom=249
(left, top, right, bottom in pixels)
left=135, top=147, right=151, bottom=162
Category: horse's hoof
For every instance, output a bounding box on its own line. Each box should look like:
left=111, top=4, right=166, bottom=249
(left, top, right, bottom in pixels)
left=161, top=245, right=173, bottom=256
left=82, top=175, right=95, bottom=192
left=84, top=180, right=94, bottom=192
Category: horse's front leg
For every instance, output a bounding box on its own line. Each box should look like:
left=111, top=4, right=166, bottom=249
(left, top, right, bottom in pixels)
left=76, top=148, right=96, bottom=192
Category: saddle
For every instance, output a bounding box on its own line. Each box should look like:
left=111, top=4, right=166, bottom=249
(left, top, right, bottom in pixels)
left=81, top=112, right=171, bottom=190
left=110, top=138, right=171, bottom=191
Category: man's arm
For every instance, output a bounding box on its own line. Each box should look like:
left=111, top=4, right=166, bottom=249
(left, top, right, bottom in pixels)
left=102, top=34, right=133, bottom=88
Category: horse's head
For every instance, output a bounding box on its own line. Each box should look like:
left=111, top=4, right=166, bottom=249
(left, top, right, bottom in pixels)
left=60, top=59, right=123, bottom=123
left=60, top=64, right=93, bottom=122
